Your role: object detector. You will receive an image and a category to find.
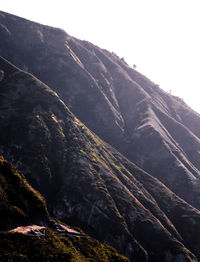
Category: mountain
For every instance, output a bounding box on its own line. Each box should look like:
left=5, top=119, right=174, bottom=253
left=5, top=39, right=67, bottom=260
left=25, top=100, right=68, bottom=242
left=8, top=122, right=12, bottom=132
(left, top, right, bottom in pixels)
left=0, top=55, right=200, bottom=261
left=1, top=10, right=200, bottom=262
left=1, top=11, right=200, bottom=211
left=0, top=156, right=129, bottom=262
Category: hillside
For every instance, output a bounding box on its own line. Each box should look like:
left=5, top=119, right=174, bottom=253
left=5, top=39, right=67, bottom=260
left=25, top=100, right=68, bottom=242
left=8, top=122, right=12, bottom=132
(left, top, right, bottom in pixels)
left=0, top=156, right=128, bottom=262
left=0, top=56, right=200, bottom=261
left=1, top=11, right=200, bottom=211
left=1, top=10, right=200, bottom=261
left=0, top=155, right=48, bottom=231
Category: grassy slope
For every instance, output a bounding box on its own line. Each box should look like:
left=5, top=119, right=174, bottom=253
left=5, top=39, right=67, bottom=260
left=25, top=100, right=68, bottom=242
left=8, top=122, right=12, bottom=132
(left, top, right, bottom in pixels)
left=1, top=11, right=200, bottom=211
left=0, top=156, right=129, bottom=262
left=0, top=156, right=48, bottom=230
left=0, top=56, right=199, bottom=261
left=0, top=229, right=129, bottom=262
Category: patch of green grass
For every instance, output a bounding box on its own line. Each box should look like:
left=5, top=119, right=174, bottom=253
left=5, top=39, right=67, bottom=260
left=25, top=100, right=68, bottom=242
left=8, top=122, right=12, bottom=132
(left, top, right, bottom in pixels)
left=0, top=157, right=48, bottom=230
left=0, top=229, right=129, bottom=262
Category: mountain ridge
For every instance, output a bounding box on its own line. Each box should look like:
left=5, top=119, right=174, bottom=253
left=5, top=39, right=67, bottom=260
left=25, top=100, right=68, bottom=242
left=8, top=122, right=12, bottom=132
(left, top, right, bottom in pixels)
left=1, top=11, right=200, bottom=210
left=1, top=11, right=200, bottom=262
left=0, top=55, right=200, bottom=261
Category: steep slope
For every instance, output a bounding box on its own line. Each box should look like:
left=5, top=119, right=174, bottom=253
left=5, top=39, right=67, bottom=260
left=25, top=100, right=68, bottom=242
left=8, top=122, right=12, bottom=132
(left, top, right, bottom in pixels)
left=1, top=11, right=200, bottom=211
left=0, top=156, right=48, bottom=230
left=0, top=156, right=129, bottom=262
left=0, top=230, right=129, bottom=262
left=0, top=57, right=200, bottom=261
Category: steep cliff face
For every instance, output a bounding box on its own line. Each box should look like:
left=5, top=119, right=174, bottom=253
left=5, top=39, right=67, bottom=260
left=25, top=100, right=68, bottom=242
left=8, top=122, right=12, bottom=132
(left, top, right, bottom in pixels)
left=0, top=56, right=200, bottom=261
left=1, top=11, right=200, bottom=213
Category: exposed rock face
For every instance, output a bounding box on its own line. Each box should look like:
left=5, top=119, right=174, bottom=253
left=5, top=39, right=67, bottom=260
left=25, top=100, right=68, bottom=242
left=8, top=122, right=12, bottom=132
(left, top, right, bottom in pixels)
left=1, top=11, right=200, bottom=213
left=0, top=56, right=200, bottom=261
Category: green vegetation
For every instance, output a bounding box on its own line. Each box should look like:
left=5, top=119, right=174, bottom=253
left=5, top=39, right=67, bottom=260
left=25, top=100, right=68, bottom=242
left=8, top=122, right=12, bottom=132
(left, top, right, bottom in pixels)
left=0, top=225, right=129, bottom=262
left=0, top=155, right=129, bottom=261
left=0, top=43, right=199, bottom=261
left=0, top=157, right=48, bottom=230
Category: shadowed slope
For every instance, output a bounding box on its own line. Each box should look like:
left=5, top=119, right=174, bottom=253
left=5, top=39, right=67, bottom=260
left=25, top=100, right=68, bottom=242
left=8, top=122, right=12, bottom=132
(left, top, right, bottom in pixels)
left=0, top=156, right=48, bottom=230
left=0, top=57, right=199, bottom=261
left=0, top=156, right=129, bottom=262
left=1, top=11, right=200, bottom=211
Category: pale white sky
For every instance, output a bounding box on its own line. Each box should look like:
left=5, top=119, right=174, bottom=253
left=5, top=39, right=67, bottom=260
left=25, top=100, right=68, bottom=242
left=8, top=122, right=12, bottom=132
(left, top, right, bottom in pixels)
left=1, top=0, right=200, bottom=113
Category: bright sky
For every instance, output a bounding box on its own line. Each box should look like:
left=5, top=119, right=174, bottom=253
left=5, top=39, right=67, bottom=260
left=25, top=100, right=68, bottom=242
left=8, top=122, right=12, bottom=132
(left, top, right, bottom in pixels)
left=1, top=0, right=200, bottom=113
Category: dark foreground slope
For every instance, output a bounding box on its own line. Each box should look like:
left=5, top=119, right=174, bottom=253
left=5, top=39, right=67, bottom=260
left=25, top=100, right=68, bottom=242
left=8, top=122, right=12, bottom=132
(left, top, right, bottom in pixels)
left=1, top=11, right=200, bottom=211
left=0, top=156, right=48, bottom=231
left=0, top=156, right=128, bottom=262
left=0, top=57, right=200, bottom=261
